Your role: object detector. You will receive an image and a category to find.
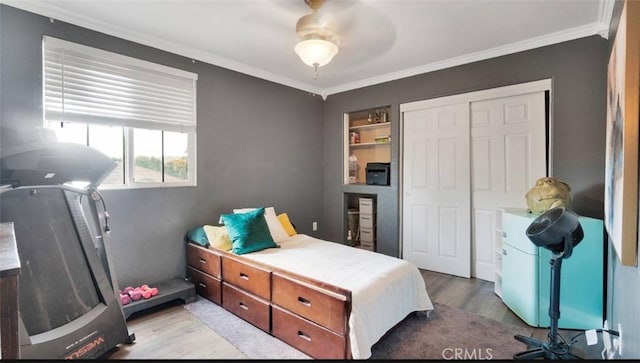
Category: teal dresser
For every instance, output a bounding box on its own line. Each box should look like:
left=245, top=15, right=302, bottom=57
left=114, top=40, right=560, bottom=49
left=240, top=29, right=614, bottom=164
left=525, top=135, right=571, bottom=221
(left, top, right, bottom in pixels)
left=500, top=208, right=604, bottom=330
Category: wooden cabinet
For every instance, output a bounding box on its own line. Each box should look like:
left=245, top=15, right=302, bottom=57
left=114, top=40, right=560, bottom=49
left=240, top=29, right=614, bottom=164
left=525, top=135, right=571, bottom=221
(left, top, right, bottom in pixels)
left=271, top=272, right=348, bottom=335
left=499, top=208, right=604, bottom=330
left=222, top=282, right=270, bottom=332
left=271, top=305, right=346, bottom=360
left=344, top=106, right=391, bottom=185
left=188, top=267, right=222, bottom=304
left=185, top=243, right=352, bottom=359
left=222, top=255, right=271, bottom=300
left=187, top=243, right=221, bottom=278
left=187, top=244, right=222, bottom=304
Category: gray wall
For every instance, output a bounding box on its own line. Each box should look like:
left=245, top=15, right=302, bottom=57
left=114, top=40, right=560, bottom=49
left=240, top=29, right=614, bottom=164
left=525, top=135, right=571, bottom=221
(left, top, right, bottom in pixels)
left=605, top=0, right=640, bottom=358
left=4, top=3, right=638, bottom=358
left=322, top=35, right=608, bottom=258
left=322, top=6, right=640, bottom=357
left=0, top=4, right=325, bottom=289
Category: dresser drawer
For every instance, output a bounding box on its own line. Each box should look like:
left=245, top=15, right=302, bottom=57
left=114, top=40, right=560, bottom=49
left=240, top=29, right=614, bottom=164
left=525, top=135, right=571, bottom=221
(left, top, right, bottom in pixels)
left=188, top=267, right=222, bottom=304
left=502, top=210, right=538, bottom=255
left=272, top=305, right=347, bottom=359
left=187, top=243, right=222, bottom=278
left=359, top=241, right=374, bottom=251
left=359, top=214, right=375, bottom=229
left=358, top=198, right=374, bottom=214
left=222, top=256, right=271, bottom=300
left=222, top=283, right=270, bottom=332
left=360, top=227, right=375, bottom=243
left=271, top=272, right=348, bottom=335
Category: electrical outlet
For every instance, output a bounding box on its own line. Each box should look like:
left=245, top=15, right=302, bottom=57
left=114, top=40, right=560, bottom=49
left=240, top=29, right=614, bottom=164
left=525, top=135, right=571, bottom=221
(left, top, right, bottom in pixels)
left=312, top=221, right=317, bottom=231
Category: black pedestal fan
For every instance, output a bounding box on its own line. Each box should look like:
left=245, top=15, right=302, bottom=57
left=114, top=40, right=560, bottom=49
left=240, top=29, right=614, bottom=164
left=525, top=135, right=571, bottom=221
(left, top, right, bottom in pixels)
left=512, top=206, right=584, bottom=360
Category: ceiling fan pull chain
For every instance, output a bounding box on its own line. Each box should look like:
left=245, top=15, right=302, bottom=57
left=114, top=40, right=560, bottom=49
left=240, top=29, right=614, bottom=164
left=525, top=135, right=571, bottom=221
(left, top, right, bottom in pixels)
left=314, top=63, right=319, bottom=79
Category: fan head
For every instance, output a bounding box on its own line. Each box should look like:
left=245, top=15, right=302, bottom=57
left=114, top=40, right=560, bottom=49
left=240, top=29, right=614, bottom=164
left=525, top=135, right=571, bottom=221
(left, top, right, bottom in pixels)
left=525, top=207, right=584, bottom=254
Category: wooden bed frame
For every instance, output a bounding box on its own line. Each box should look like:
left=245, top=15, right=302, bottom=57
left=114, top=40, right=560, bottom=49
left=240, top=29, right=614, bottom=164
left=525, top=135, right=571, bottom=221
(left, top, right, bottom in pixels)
left=186, top=242, right=353, bottom=359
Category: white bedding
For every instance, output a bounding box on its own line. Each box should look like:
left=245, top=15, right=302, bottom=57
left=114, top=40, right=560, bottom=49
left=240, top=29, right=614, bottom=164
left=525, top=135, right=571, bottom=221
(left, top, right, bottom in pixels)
left=239, top=234, right=434, bottom=359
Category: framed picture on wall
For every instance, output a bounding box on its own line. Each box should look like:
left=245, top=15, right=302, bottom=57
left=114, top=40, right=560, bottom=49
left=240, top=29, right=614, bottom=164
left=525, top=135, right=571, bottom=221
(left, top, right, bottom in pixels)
left=604, top=0, right=639, bottom=267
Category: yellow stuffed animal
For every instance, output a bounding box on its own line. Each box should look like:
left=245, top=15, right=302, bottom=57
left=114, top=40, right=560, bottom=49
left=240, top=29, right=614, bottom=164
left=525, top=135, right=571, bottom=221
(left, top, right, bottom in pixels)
left=525, top=177, right=571, bottom=214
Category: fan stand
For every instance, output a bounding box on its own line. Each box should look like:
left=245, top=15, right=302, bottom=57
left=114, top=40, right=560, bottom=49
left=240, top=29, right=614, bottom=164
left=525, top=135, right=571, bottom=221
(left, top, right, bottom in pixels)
left=513, top=240, right=582, bottom=360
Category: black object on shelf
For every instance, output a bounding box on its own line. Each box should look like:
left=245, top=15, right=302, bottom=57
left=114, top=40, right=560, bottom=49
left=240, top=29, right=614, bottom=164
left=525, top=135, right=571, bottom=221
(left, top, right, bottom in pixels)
left=365, top=162, right=390, bottom=185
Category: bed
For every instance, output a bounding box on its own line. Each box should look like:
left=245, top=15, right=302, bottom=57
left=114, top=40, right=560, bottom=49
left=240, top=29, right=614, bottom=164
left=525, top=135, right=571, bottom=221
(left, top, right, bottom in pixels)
left=185, top=207, right=433, bottom=359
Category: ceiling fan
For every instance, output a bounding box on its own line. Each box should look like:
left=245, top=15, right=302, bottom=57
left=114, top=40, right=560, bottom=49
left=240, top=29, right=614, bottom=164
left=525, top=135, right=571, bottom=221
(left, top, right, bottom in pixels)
left=262, top=0, right=394, bottom=80
left=294, top=0, right=341, bottom=78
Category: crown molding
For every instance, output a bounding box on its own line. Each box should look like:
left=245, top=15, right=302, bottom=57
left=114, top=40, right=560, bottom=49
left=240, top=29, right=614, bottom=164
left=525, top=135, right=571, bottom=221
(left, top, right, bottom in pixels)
left=321, top=21, right=609, bottom=98
left=1, top=0, right=612, bottom=101
left=597, top=0, right=616, bottom=39
left=0, top=0, right=325, bottom=97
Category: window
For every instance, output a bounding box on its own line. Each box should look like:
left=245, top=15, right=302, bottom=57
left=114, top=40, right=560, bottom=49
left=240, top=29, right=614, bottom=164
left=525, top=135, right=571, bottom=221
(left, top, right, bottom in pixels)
left=43, top=36, right=197, bottom=188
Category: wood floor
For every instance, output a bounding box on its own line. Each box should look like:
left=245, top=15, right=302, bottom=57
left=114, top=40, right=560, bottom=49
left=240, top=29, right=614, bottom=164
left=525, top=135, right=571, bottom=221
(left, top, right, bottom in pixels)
left=419, top=269, right=548, bottom=338
left=104, top=269, right=600, bottom=359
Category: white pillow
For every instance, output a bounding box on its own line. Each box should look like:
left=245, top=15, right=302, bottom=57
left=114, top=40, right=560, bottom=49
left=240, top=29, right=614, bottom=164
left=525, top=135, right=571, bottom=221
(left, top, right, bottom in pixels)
left=233, top=206, right=290, bottom=243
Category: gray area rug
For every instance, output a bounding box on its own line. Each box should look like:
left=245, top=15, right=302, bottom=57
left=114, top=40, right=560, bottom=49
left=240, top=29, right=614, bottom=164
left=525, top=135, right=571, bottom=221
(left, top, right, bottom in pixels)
left=183, top=296, right=311, bottom=359
left=369, top=303, right=532, bottom=360
left=183, top=297, right=533, bottom=360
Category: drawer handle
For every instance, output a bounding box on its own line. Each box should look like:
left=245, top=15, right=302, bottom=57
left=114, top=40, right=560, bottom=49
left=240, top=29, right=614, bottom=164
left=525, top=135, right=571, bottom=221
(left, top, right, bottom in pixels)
left=502, top=232, right=507, bottom=238
left=297, top=296, right=311, bottom=307
left=199, top=258, right=207, bottom=264
left=361, top=216, right=371, bottom=220
left=198, top=282, right=207, bottom=289
left=240, top=272, right=249, bottom=280
left=297, top=330, right=311, bottom=342
left=239, top=302, right=248, bottom=310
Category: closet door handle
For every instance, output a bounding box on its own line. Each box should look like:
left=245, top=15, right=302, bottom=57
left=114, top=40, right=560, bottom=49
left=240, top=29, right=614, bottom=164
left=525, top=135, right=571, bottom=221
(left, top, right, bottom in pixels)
left=503, top=249, right=507, bottom=256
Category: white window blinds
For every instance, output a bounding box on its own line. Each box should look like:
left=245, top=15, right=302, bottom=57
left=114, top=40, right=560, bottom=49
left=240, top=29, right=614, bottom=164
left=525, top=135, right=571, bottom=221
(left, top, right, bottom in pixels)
left=43, top=36, right=197, bottom=132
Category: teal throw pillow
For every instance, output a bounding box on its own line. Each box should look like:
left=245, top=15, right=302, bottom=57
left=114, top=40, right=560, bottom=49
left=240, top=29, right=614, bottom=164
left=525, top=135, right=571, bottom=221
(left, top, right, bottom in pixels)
left=221, top=207, right=277, bottom=255
left=186, top=226, right=209, bottom=247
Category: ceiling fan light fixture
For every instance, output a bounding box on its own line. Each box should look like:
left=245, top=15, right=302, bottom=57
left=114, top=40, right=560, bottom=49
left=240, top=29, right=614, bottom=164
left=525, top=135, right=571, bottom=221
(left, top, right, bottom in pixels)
left=294, top=0, right=339, bottom=78
left=294, top=38, right=339, bottom=68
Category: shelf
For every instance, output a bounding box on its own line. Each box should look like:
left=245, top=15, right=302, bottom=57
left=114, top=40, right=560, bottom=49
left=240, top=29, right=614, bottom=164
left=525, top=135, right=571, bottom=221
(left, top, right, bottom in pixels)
left=349, top=122, right=390, bottom=131
left=122, top=278, right=196, bottom=319
left=345, top=183, right=389, bottom=187
left=343, top=184, right=391, bottom=197
left=344, top=106, right=391, bottom=186
left=349, top=141, right=391, bottom=147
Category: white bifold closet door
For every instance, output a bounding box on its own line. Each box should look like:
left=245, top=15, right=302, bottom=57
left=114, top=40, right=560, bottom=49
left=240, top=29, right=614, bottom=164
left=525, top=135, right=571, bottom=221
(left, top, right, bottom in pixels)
left=402, top=103, right=472, bottom=278
left=402, top=83, right=547, bottom=280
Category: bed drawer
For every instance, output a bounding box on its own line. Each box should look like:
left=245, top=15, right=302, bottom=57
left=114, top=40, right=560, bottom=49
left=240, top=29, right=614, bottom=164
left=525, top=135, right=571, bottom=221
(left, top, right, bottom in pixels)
left=187, top=243, right=222, bottom=279
left=272, top=305, right=346, bottom=359
left=188, top=266, right=222, bottom=304
left=271, top=272, right=348, bottom=335
left=222, top=282, right=270, bottom=332
left=222, top=256, right=271, bottom=300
